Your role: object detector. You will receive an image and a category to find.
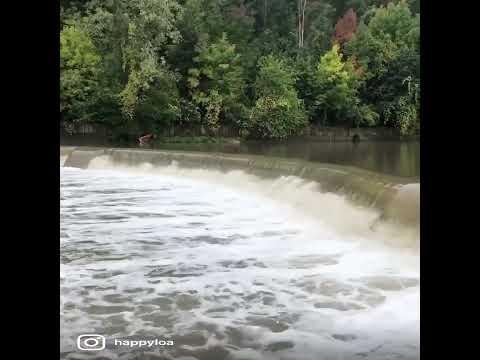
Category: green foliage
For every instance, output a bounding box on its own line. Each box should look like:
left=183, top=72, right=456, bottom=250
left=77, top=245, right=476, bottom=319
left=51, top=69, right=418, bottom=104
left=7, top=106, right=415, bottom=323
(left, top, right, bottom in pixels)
left=408, top=0, right=420, bottom=14
left=304, top=1, right=336, bottom=54
left=60, top=0, right=420, bottom=138
left=169, top=0, right=255, bottom=96
left=178, top=99, right=202, bottom=125
left=121, top=0, right=182, bottom=66
left=188, top=33, right=247, bottom=128
left=311, top=44, right=378, bottom=126
left=249, top=55, right=308, bottom=139
left=367, top=1, right=419, bottom=48
left=60, top=24, right=100, bottom=75
left=118, top=48, right=161, bottom=119
left=345, top=0, right=419, bottom=133
left=249, top=96, right=308, bottom=139
left=135, top=70, right=181, bottom=130
left=61, top=0, right=183, bottom=129
left=343, top=1, right=403, bottom=17
left=294, top=55, right=319, bottom=119
left=60, top=23, right=101, bottom=121
left=119, top=0, right=182, bottom=120
left=347, top=1, right=419, bottom=69
left=254, top=55, right=298, bottom=98
left=384, top=76, right=420, bottom=135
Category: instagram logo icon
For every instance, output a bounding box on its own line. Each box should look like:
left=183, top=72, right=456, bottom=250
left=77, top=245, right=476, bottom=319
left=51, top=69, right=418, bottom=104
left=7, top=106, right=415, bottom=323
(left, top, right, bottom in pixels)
left=77, top=334, right=106, bottom=351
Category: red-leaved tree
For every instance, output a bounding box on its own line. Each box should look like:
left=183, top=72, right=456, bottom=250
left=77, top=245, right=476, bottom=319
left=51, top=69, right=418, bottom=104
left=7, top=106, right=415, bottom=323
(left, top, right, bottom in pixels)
left=333, top=8, right=358, bottom=46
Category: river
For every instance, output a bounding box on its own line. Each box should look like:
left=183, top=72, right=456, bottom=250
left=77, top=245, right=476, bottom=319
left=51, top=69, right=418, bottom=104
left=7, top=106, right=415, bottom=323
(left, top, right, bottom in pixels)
left=60, top=137, right=420, bottom=179
left=60, top=149, right=419, bottom=360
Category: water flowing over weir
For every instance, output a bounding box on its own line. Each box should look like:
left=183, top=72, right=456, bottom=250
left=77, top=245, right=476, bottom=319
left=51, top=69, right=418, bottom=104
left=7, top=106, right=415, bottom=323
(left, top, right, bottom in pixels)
left=60, top=146, right=420, bottom=360
left=62, top=146, right=419, bottom=233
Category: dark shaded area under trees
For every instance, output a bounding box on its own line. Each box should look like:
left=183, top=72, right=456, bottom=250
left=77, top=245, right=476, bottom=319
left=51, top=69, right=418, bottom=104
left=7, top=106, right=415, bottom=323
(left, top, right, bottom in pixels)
left=60, top=0, right=420, bottom=141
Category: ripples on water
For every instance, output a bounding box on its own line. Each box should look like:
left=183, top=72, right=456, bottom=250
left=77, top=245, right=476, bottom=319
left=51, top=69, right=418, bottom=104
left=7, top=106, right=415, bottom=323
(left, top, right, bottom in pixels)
left=60, top=165, right=419, bottom=360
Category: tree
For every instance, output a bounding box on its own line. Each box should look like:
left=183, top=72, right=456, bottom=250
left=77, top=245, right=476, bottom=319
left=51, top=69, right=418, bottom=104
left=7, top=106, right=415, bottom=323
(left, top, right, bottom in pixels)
left=60, top=0, right=420, bottom=137
left=119, top=52, right=180, bottom=127
left=312, top=44, right=378, bottom=127
left=339, top=1, right=398, bottom=18
left=170, top=0, right=256, bottom=97
left=345, top=0, right=419, bottom=133
left=134, top=70, right=181, bottom=132
left=187, top=33, right=247, bottom=129
left=333, top=8, right=358, bottom=46
left=408, top=0, right=420, bottom=14
left=382, top=64, right=420, bottom=135
left=60, top=23, right=101, bottom=122
left=249, top=55, right=308, bottom=139
left=250, top=0, right=298, bottom=57
left=63, top=0, right=183, bottom=130
left=118, top=0, right=182, bottom=120
left=297, top=0, right=308, bottom=48
left=303, top=1, right=336, bottom=54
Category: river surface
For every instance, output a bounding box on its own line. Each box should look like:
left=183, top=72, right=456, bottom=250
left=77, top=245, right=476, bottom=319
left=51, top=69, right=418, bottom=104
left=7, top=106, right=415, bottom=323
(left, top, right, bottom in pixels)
left=60, top=157, right=419, bottom=360
left=61, top=137, right=420, bottom=179
left=155, top=141, right=420, bottom=179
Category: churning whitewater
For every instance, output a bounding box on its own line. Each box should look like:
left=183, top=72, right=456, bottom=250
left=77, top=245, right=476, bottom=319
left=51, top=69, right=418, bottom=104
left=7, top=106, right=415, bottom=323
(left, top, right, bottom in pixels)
left=60, top=158, right=419, bottom=360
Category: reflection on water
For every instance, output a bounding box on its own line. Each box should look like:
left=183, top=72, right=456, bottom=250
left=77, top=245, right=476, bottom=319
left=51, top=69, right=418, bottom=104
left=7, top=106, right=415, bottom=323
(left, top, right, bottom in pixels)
left=61, top=136, right=420, bottom=179
left=156, top=141, right=420, bottom=179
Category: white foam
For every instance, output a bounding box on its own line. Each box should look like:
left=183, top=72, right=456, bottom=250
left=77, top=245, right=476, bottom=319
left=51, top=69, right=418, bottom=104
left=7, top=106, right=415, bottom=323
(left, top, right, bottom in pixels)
left=60, top=162, right=419, bottom=359
left=87, top=155, right=419, bottom=250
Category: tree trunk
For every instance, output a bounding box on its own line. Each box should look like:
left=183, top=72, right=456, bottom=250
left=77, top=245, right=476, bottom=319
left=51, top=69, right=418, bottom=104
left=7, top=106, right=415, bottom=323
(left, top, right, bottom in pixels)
left=302, top=0, right=307, bottom=47
left=297, top=0, right=307, bottom=48
left=264, top=0, right=267, bottom=29
left=297, top=0, right=301, bottom=48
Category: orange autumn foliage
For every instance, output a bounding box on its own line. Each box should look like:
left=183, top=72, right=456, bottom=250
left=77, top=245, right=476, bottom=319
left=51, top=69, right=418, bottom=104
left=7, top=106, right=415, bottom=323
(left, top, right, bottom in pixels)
left=333, top=8, right=358, bottom=45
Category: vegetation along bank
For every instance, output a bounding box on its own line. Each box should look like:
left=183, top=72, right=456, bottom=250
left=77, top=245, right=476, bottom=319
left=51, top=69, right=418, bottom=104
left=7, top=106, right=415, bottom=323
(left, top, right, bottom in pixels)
left=61, top=0, right=420, bottom=141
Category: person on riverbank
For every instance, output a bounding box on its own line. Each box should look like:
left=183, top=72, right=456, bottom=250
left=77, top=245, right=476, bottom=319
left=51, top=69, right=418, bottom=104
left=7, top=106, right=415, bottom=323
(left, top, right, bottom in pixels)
left=138, top=133, right=154, bottom=147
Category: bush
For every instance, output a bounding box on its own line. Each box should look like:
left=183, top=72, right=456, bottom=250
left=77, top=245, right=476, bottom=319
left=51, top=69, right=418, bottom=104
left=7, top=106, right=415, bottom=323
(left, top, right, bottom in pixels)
left=178, top=99, right=202, bottom=125
left=248, top=55, right=307, bottom=139
left=249, top=95, right=307, bottom=139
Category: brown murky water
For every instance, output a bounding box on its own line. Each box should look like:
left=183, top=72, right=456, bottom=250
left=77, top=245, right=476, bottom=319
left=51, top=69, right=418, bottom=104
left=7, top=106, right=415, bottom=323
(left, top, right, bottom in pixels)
left=61, top=136, right=420, bottom=179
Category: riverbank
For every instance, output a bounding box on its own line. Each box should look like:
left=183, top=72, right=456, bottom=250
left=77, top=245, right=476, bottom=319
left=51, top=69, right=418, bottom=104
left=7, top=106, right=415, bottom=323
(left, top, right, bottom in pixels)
left=61, top=123, right=419, bottom=143
left=61, top=146, right=419, bottom=231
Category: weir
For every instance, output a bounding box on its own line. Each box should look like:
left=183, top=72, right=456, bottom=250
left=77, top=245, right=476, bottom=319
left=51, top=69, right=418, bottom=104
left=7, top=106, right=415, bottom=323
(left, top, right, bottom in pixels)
left=61, top=146, right=420, bottom=230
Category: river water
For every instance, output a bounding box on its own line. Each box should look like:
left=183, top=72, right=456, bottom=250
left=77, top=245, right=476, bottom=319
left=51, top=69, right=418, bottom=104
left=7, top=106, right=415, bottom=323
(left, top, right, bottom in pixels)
left=60, top=158, right=419, bottom=360
left=61, top=137, right=420, bottom=179
left=152, top=141, right=420, bottom=179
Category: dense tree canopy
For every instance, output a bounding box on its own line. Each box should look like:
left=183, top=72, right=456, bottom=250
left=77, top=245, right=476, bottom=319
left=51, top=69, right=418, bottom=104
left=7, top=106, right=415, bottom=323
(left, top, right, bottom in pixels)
left=60, top=23, right=101, bottom=121
left=61, top=0, right=420, bottom=139
left=346, top=1, right=420, bottom=133
left=188, top=33, right=247, bottom=128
